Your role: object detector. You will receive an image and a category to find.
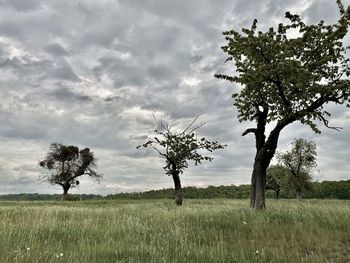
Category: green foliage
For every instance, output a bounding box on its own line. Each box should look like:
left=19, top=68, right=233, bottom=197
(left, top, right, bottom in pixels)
left=106, top=184, right=251, bottom=200
left=277, top=138, right=317, bottom=196
left=0, top=181, right=350, bottom=201
left=39, top=143, right=102, bottom=189
left=137, top=116, right=226, bottom=176
left=216, top=1, right=350, bottom=133
left=266, top=165, right=290, bottom=194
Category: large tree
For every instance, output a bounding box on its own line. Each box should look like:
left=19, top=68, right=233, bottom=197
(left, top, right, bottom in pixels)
left=277, top=138, right=316, bottom=198
left=216, top=1, right=350, bottom=209
left=39, top=143, right=102, bottom=200
left=137, top=116, right=226, bottom=206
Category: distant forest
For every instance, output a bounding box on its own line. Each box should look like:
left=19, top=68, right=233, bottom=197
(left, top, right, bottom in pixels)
left=1, top=180, right=349, bottom=201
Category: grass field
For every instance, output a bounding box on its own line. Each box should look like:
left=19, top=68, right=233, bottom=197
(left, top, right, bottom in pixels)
left=0, top=199, right=349, bottom=263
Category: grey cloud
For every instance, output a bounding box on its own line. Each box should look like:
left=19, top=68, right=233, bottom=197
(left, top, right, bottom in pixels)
left=46, top=43, right=69, bottom=57
left=46, top=86, right=91, bottom=102
left=50, top=59, right=80, bottom=82
left=0, top=0, right=43, bottom=12
left=0, top=21, right=25, bottom=39
left=304, top=0, right=340, bottom=23
left=0, top=55, right=80, bottom=84
left=0, top=0, right=349, bottom=195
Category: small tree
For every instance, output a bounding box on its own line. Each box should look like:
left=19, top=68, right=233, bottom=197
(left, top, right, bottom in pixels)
left=137, top=116, right=226, bottom=206
left=266, top=165, right=289, bottom=200
left=277, top=138, right=316, bottom=198
left=216, top=1, right=350, bottom=209
left=39, top=143, right=102, bottom=200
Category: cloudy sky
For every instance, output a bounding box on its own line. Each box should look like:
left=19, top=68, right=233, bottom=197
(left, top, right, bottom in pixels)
left=0, top=0, right=349, bottom=195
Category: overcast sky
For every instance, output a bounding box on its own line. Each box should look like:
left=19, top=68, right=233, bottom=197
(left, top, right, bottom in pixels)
left=0, top=0, right=349, bottom=195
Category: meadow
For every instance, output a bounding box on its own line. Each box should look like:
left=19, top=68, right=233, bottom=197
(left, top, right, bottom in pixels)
left=0, top=199, right=349, bottom=263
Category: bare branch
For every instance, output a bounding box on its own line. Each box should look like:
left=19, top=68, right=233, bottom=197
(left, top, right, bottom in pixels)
left=319, top=114, right=342, bottom=131
left=152, top=146, right=166, bottom=157
left=242, top=128, right=257, bottom=136
left=182, top=114, right=200, bottom=133
left=153, top=113, right=172, bottom=135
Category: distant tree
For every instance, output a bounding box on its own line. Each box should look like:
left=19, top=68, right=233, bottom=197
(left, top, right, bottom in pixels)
left=39, top=143, right=102, bottom=200
left=266, top=165, right=289, bottom=200
left=277, top=138, right=316, bottom=198
left=216, top=1, right=350, bottom=209
left=137, top=116, right=226, bottom=206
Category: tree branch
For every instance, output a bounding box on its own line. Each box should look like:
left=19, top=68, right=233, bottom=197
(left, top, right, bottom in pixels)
left=152, top=146, right=166, bottom=157
left=319, top=114, right=342, bottom=131
left=242, top=128, right=257, bottom=136
left=181, top=114, right=207, bottom=135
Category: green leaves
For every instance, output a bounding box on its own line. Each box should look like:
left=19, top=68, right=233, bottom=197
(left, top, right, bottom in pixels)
left=137, top=117, right=226, bottom=176
left=39, top=143, right=102, bottom=187
left=216, top=1, right=350, bottom=133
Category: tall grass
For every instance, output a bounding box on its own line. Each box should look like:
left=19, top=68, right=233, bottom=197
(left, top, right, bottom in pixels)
left=0, top=199, right=349, bottom=262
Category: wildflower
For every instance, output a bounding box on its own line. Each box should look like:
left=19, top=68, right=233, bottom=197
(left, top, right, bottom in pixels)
left=242, top=221, right=247, bottom=225
left=27, top=247, right=30, bottom=251
left=60, top=253, right=64, bottom=257
left=255, top=250, right=259, bottom=254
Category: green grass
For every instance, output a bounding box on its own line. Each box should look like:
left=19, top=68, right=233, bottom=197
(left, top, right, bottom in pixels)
left=0, top=199, right=349, bottom=262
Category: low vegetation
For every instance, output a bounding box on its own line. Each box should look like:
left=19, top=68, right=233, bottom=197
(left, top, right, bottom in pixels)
left=0, top=180, right=349, bottom=201
left=0, top=199, right=349, bottom=262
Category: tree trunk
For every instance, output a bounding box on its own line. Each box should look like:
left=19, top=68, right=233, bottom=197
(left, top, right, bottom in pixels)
left=172, top=172, right=183, bottom=206
left=276, top=189, right=280, bottom=200
left=250, top=157, right=268, bottom=209
left=250, top=125, right=282, bottom=209
left=62, top=183, right=71, bottom=201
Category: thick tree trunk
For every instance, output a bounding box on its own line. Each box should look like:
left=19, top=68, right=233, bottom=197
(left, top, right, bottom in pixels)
left=62, top=183, right=71, bottom=201
left=250, top=124, right=282, bottom=209
left=250, top=157, right=268, bottom=209
left=246, top=111, right=296, bottom=210
left=172, top=172, right=183, bottom=206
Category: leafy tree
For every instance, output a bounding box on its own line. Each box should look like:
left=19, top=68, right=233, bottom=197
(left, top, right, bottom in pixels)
left=277, top=138, right=316, bottom=198
left=39, top=143, right=102, bottom=200
left=216, top=0, right=350, bottom=209
left=266, top=165, right=289, bottom=200
left=137, top=116, right=226, bottom=206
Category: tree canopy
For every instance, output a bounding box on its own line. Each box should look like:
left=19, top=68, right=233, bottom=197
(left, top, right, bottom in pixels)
left=137, top=115, right=226, bottom=206
left=216, top=0, right=350, bottom=209
left=266, top=165, right=290, bottom=199
left=216, top=0, right=350, bottom=133
left=137, top=116, right=225, bottom=177
left=39, top=143, right=102, bottom=200
left=277, top=138, right=317, bottom=197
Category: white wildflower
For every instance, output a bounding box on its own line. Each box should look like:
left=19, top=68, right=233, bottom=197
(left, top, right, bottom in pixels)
left=242, top=221, right=247, bottom=225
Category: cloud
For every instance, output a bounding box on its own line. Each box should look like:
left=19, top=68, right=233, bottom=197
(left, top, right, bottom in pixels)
left=0, top=0, right=43, bottom=12
left=45, top=43, right=69, bottom=57
left=0, top=0, right=349, bottom=195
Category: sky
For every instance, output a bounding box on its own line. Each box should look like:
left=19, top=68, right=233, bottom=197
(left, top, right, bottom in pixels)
left=0, top=0, right=349, bottom=195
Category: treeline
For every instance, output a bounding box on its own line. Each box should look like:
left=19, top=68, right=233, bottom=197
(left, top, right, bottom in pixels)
left=0, top=180, right=349, bottom=201
left=0, top=193, right=102, bottom=201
